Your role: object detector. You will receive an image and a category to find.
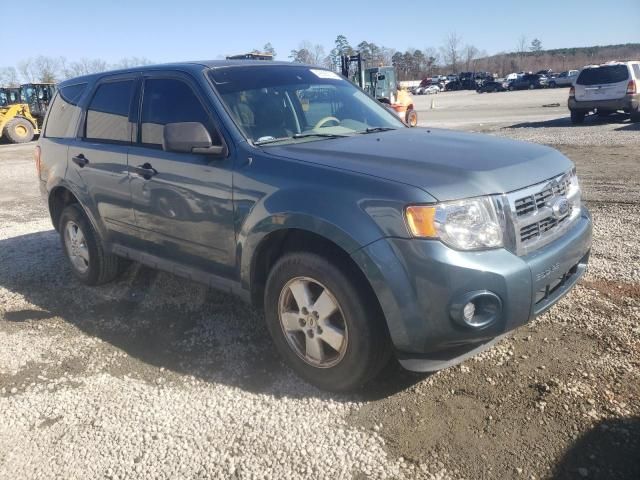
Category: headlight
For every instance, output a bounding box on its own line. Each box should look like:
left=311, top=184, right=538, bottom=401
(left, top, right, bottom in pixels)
left=405, top=196, right=503, bottom=250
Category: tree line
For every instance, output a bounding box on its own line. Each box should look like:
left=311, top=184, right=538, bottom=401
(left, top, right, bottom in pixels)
left=0, top=56, right=154, bottom=86
left=2, top=38, right=638, bottom=86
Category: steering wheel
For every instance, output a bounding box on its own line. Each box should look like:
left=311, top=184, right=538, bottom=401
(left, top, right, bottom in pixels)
left=314, top=116, right=340, bottom=129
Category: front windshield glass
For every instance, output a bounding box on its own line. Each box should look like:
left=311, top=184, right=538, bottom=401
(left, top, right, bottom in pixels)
left=208, top=65, right=405, bottom=145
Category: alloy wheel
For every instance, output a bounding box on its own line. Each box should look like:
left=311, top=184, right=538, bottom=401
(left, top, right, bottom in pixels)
left=278, top=276, right=348, bottom=368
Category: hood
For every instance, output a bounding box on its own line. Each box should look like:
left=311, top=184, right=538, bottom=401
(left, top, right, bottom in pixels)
left=266, top=128, right=573, bottom=201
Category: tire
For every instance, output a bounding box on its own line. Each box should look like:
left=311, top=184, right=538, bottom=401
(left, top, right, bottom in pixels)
left=508, top=86, right=514, bottom=91
left=549, top=82, right=556, bottom=88
left=264, top=252, right=391, bottom=392
left=3, top=117, right=34, bottom=143
left=405, top=109, right=418, bottom=127
left=570, top=110, right=586, bottom=125
left=529, top=83, right=535, bottom=90
left=631, top=109, right=640, bottom=123
left=59, top=204, right=124, bottom=285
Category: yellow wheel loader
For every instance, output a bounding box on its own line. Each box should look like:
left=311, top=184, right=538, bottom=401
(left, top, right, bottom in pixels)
left=0, top=83, right=56, bottom=143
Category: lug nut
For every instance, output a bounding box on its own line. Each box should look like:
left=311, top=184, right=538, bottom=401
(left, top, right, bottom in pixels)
left=299, top=318, right=306, bottom=327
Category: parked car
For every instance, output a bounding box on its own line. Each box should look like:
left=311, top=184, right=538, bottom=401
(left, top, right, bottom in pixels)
left=569, top=61, right=640, bottom=124
left=477, top=81, right=506, bottom=93
left=508, top=74, right=548, bottom=90
left=423, top=85, right=440, bottom=94
left=37, top=61, right=592, bottom=391
left=536, top=69, right=553, bottom=76
left=549, top=70, right=578, bottom=88
left=444, top=80, right=463, bottom=91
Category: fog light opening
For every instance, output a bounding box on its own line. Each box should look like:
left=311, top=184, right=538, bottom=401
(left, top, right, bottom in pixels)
left=451, top=291, right=502, bottom=329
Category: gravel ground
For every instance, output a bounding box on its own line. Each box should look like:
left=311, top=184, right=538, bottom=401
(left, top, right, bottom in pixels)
left=1, top=92, right=638, bottom=479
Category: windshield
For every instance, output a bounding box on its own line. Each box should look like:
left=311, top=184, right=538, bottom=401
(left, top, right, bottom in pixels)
left=208, top=65, right=404, bottom=145
left=577, top=65, right=629, bottom=85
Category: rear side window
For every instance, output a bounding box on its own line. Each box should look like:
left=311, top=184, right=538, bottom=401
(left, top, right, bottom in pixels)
left=44, top=83, right=87, bottom=138
left=576, top=65, right=629, bottom=85
left=140, top=78, right=218, bottom=148
left=85, top=80, right=135, bottom=143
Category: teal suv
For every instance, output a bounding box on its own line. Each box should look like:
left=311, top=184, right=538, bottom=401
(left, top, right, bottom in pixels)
left=37, top=61, right=592, bottom=391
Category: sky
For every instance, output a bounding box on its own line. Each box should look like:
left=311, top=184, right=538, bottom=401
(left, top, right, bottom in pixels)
left=3, top=0, right=639, bottom=67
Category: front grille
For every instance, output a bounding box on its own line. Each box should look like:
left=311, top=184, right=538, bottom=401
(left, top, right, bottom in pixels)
left=519, top=215, right=569, bottom=243
left=514, top=177, right=570, bottom=217
left=505, top=171, right=581, bottom=256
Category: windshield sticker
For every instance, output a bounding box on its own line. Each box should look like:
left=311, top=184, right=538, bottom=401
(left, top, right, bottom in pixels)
left=310, top=69, right=342, bottom=80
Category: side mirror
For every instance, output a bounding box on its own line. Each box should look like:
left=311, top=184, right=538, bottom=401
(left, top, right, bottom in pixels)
left=163, top=122, right=226, bottom=156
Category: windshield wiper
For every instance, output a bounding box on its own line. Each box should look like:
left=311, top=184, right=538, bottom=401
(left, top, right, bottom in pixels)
left=254, top=132, right=350, bottom=146
left=360, top=127, right=397, bottom=134
left=292, top=132, right=350, bottom=139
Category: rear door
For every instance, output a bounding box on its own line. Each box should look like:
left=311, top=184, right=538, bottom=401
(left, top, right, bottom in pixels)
left=66, top=75, right=139, bottom=243
left=127, top=73, right=235, bottom=277
left=575, top=64, right=630, bottom=101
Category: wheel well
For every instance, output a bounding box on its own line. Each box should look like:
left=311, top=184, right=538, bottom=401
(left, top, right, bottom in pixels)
left=49, top=187, right=79, bottom=231
left=250, top=229, right=382, bottom=314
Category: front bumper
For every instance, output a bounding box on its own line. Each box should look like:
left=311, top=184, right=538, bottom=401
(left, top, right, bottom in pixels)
left=569, top=94, right=639, bottom=112
left=351, top=208, right=592, bottom=371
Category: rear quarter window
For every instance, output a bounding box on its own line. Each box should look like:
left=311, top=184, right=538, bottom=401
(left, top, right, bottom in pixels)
left=633, top=64, right=640, bottom=79
left=576, top=65, right=629, bottom=85
left=44, top=83, right=87, bottom=139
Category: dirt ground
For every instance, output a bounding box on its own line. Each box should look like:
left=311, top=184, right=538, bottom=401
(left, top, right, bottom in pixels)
left=1, top=89, right=638, bottom=479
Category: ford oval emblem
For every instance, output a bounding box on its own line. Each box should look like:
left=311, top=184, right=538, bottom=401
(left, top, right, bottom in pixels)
left=552, top=197, right=570, bottom=219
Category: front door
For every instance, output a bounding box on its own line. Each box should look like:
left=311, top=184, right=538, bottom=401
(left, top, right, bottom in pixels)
left=128, top=74, right=235, bottom=277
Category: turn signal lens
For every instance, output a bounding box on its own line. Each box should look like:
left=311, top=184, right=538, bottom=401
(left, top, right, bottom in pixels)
left=405, top=206, right=437, bottom=238
left=569, top=86, right=575, bottom=97
left=627, top=80, right=637, bottom=95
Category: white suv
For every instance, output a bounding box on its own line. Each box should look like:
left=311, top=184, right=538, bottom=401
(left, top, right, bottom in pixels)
left=568, top=61, right=640, bottom=124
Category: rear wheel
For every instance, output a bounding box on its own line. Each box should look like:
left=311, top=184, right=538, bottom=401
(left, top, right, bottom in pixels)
left=549, top=81, right=557, bottom=88
left=570, top=110, right=586, bottom=125
left=264, top=252, right=391, bottom=392
left=3, top=118, right=34, bottom=143
left=630, top=108, right=640, bottom=123
left=59, top=204, right=124, bottom=285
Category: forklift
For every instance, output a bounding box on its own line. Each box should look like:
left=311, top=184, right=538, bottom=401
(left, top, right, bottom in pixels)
left=340, top=54, right=417, bottom=127
left=0, top=83, right=56, bottom=143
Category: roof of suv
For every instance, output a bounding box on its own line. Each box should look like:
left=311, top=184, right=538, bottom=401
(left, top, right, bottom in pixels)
left=57, top=60, right=309, bottom=88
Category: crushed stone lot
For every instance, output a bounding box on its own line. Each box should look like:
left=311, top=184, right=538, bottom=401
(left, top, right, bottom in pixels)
left=1, top=90, right=639, bottom=479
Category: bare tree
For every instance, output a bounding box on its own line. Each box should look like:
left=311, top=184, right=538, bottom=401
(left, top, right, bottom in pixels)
left=64, top=58, right=109, bottom=78
left=0, top=67, right=20, bottom=86
left=290, top=41, right=326, bottom=66
left=462, top=45, right=479, bottom=71
left=516, top=35, right=528, bottom=71
left=441, top=32, right=462, bottom=73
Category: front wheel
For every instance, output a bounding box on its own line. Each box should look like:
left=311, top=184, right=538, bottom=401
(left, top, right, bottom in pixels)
left=3, top=118, right=34, bottom=143
left=264, top=252, right=391, bottom=392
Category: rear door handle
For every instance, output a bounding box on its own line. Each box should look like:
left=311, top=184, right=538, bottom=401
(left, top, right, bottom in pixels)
left=133, top=162, right=158, bottom=180
left=72, top=154, right=89, bottom=167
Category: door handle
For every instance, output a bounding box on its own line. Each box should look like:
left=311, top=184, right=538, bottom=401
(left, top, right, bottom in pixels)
left=72, top=154, right=89, bottom=167
left=133, top=162, right=158, bottom=180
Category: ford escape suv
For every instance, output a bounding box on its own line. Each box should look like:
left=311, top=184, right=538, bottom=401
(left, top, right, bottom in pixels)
left=569, top=61, right=640, bottom=124
left=37, top=61, right=592, bottom=391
